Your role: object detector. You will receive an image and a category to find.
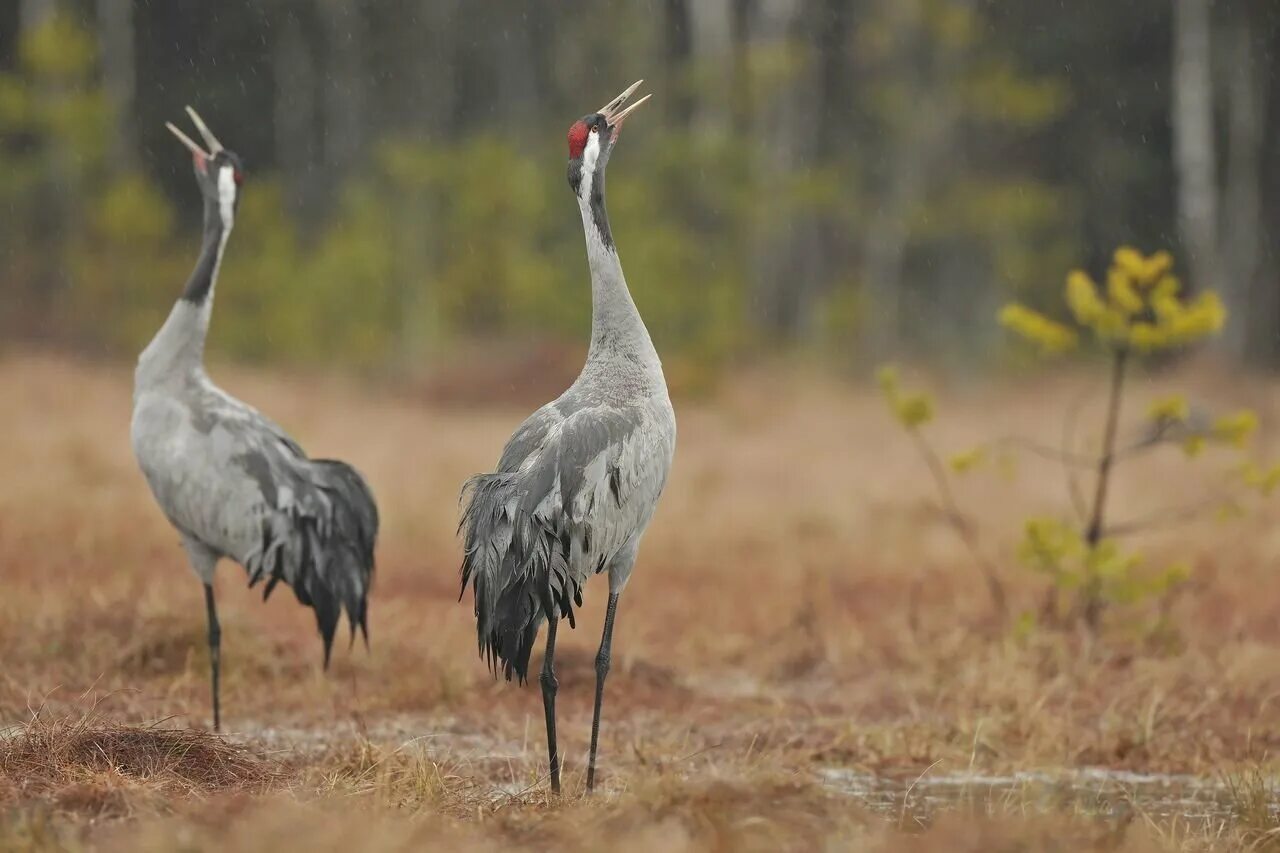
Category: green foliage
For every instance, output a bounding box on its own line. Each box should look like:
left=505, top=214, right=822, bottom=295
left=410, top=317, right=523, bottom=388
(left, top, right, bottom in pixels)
left=0, top=2, right=1095, bottom=379
left=0, top=15, right=761, bottom=376
left=70, top=175, right=183, bottom=350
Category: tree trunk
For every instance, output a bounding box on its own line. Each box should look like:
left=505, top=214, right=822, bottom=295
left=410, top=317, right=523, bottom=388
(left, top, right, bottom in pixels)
left=1172, top=0, right=1222, bottom=307
left=1221, top=5, right=1271, bottom=364
left=664, top=0, right=694, bottom=127
left=729, top=0, right=756, bottom=134
left=493, top=4, right=539, bottom=126
left=19, top=0, right=54, bottom=30
left=319, top=0, right=367, bottom=185
left=96, top=0, right=137, bottom=170
left=19, top=0, right=68, bottom=340
left=860, top=0, right=963, bottom=360
left=273, top=4, right=321, bottom=224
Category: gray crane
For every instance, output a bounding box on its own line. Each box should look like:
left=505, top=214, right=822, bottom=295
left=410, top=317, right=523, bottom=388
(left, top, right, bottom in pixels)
left=131, top=108, right=378, bottom=731
left=459, top=81, right=675, bottom=795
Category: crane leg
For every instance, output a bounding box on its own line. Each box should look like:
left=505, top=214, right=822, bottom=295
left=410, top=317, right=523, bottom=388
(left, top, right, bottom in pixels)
left=203, top=583, right=222, bottom=732
left=586, top=592, right=620, bottom=794
left=539, top=616, right=561, bottom=795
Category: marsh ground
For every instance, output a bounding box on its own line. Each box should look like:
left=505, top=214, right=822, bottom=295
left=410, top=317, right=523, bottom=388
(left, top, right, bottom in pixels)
left=3, top=352, right=1280, bottom=851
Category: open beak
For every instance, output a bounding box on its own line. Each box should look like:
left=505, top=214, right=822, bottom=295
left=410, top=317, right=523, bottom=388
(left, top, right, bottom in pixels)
left=598, top=79, right=652, bottom=131
left=165, top=106, right=224, bottom=171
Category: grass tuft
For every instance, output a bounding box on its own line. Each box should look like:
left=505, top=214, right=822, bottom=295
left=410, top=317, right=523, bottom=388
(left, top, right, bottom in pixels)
left=0, top=712, right=281, bottom=817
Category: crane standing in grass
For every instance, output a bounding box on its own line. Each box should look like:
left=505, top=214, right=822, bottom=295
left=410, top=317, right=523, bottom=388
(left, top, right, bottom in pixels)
left=459, top=81, right=676, bottom=795
left=131, top=108, right=378, bottom=731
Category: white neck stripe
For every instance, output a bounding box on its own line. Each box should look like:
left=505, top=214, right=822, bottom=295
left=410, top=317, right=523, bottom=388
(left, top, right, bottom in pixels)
left=578, top=131, right=601, bottom=201
left=217, top=166, right=236, bottom=232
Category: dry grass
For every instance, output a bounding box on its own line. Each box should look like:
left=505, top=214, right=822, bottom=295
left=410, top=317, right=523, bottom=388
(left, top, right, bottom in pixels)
left=0, top=713, right=279, bottom=817
left=2, top=350, right=1280, bottom=849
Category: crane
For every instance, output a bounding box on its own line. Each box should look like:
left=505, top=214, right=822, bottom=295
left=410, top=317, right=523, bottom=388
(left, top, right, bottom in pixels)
left=131, top=108, right=379, bottom=731
left=459, top=81, right=675, bottom=795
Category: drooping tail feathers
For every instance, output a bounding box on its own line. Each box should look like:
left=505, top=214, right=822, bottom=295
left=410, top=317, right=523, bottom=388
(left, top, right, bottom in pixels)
left=249, top=459, right=379, bottom=667
left=459, top=473, right=581, bottom=683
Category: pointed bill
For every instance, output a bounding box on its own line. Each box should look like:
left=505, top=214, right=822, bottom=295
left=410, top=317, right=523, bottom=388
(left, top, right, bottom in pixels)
left=605, top=93, right=651, bottom=128
left=166, top=121, right=210, bottom=159
left=185, top=105, right=224, bottom=155
left=598, top=79, right=644, bottom=119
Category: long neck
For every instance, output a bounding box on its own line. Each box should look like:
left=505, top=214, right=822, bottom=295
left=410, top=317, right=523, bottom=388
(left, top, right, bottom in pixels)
left=182, top=194, right=228, bottom=304
left=136, top=195, right=230, bottom=387
left=576, top=172, right=657, bottom=370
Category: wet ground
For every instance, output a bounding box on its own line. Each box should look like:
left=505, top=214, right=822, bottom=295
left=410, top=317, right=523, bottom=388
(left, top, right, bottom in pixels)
left=227, top=716, right=1280, bottom=830
left=821, top=767, right=1277, bottom=829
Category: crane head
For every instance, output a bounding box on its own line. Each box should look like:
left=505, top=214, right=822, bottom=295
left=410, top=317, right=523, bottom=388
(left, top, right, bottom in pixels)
left=567, top=80, right=651, bottom=199
left=166, top=106, right=244, bottom=229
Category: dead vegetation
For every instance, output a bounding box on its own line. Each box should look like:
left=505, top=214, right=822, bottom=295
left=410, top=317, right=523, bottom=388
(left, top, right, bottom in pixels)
left=0, top=712, right=280, bottom=818
left=2, top=352, right=1280, bottom=849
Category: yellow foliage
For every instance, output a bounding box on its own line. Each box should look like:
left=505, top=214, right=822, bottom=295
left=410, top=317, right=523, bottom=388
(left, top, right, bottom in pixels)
left=1065, top=270, right=1106, bottom=325
left=1146, top=395, right=1188, bottom=425
left=1212, top=410, right=1259, bottom=449
left=1128, top=291, right=1225, bottom=352
left=1241, top=463, right=1280, bottom=496
left=1112, top=246, right=1173, bottom=288
left=1015, top=249, right=1228, bottom=355
left=895, top=395, right=934, bottom=428
left=875, top=365, right=934, bottom=429
left=1143, top=250, right=1175, bottom=283
left=1106, top=268, right=1143, bottom=315
left=1181, top=435, right=1206, bottom=458
left=997, top=303, right=1077, bottom=354
left=1018, top=517, right=1082, bottom=572
left=1085, top=539, right=1142, bottom=581
left=1160, top=561, right=1191, bottom=590
left=1216, top=500, right=1246, bottom=521
left=875, top=365, right=901, bottom=396
left=948, top=447, right=985, bottom=474
left=1112, top=246, right=1147, bottom=282
left=1152, top=275, right=1181, bottom=300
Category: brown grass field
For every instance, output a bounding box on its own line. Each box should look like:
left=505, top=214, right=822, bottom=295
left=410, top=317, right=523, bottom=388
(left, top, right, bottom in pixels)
left=3, top=351, right=1280, bottom=851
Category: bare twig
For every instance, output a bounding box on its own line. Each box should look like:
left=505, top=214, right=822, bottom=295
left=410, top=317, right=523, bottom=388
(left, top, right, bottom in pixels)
left=908, top=428, right=1008, bottom=623
left=989, top=435, right=1099, bottom=468
left=1105, top=492, right=1236, bottom=537
left=1062, top=383, right=1096, bottom=523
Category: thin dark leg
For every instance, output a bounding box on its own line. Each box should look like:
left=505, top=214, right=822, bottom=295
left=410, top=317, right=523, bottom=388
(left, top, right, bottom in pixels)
left=203, top=583, right=222, bottom=732
left=539, top=616, right=561, bottom=795
left=586, top=593, right=620, bottom=794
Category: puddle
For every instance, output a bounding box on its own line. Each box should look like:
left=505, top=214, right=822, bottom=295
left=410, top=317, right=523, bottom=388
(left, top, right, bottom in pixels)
left=821, top=767, right=1277, bottom=828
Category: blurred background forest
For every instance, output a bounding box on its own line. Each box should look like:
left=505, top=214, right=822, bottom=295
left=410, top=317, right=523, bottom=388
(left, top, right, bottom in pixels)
left=0, top=0, right=1277, bottom=384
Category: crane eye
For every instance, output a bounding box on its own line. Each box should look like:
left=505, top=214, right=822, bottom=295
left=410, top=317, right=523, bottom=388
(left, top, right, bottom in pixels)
left=589, top=125, right=599, bottom=133
left=233, top=170, right=244, bottom=186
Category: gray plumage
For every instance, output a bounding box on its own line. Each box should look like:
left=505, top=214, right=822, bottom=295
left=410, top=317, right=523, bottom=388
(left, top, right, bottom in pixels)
left=132, top=111, right=377, bottom=699
left=132, top=377, right=377, bottom=659
left=459, top=93, right=675, bottom=684
left=460, top=386, right=673, bottom=681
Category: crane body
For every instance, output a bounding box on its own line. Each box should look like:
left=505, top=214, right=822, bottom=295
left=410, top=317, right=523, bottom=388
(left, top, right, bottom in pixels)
left=460, top=82, right=674, bottom=794
left=132, top=109, right=378, bottom=730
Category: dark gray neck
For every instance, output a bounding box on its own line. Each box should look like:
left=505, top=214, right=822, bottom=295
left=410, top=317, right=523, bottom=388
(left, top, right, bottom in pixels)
left=181, top=195, right=227, bottom=304
left=135, top=195, right=231, bottom=389
left=585, top=166, right=614, bottom=251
